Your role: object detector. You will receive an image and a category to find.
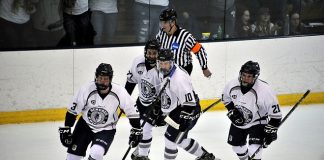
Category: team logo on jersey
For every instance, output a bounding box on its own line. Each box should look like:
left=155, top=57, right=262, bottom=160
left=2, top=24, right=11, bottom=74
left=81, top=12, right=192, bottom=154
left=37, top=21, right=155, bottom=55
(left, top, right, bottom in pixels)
left=136, top=63, right=146, bottom=75
left=161, top=92, right=171, bottom=109
left=91, top=100, right=96, bottom=105
left=87, top=107, right=109, bottom=125
left=236, top=105, right=253, bottom=125
left=171, top=42, right=179, bottom=50
left=141, top=79, right=156, bottom=98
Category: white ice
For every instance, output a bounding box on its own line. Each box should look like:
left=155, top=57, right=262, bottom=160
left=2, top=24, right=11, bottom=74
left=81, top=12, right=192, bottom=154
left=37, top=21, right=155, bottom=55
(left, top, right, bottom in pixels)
left=1, top=104, right=324, bottom=160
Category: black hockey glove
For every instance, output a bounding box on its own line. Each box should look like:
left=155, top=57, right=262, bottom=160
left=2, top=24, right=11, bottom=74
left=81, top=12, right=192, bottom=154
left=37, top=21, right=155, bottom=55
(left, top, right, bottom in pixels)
left=149, top=108, right=166, bottom=127
left=154, top=114, right=166, bottom=127
left=145, top=99, right=166, bottom=126
left=263, top=118, right=281, bottom=148
left=129, top=128, right=143, bottom=148
left=179, top=110, right=194, bottom=132
left=227, top=108, right=245, bottom=126
left=263, top=124, right=278, bottom=148
left=58, top=126, right=73, bottom=147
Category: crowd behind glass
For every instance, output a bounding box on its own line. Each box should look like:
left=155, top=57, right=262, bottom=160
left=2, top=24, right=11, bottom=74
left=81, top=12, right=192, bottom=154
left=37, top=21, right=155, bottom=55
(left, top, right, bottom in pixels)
left=0, top=0, right=323, bottom=50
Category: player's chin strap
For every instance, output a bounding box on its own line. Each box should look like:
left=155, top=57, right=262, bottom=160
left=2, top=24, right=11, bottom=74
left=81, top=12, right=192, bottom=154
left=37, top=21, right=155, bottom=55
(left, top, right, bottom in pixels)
left=249, top=89, right=311, bottom=160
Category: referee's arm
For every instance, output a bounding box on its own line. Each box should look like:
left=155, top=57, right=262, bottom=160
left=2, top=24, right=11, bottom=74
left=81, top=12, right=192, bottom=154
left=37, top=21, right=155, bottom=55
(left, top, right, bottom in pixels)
left=188, top=37, right=208, bottom=70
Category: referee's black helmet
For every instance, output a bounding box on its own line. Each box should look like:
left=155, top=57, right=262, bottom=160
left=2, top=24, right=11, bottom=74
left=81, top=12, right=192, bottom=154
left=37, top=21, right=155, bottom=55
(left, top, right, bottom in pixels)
left=159, top=8, right=177, bottom=21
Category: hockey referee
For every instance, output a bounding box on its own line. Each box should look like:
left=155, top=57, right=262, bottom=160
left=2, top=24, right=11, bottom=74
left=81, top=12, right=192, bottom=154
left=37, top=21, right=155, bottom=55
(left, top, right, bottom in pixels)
left=156, top=8, right=212, bottom=78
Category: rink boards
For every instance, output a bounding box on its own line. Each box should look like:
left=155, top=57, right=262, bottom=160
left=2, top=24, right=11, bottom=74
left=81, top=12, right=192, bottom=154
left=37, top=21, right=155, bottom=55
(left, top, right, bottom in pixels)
left=0, top=91, right=323, bottom=124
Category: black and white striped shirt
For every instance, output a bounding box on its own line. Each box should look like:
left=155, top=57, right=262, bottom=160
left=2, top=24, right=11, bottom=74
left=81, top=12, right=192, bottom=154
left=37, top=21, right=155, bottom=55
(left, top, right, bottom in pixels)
left=156, top=25, right=208, bottom=70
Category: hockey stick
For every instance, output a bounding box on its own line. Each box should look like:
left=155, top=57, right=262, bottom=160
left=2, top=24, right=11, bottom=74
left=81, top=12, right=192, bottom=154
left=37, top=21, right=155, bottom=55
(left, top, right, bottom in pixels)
left=249, top=89, right=311, bottom=160
left=114, top=110, right=124, bottom=125
left=121, top=78, right=170, bottom=160
left=173, top=98, right=222, bottom=144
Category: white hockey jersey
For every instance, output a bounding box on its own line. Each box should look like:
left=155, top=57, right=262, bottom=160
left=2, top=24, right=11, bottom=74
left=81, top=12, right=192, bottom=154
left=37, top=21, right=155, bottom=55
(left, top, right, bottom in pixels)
left=67, top=82, right=139, bottom=133
left=139, top=67, right=163, bottom=106
left=138, top=64, right=196, bottom=114
left=127, top=55, right=147, bottom=85
left=159, top=64, right=196, bottom=114
left=222, top=78, right=282, bottom=129
left=127, top=55, right=160, bottom=106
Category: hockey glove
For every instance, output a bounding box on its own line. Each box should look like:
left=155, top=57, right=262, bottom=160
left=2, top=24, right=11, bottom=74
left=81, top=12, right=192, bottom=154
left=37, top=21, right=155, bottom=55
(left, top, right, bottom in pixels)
left=227, top=108, right=245, bottom=126
left=154, top=114, right=166, bottom=127
left=263, top=124, right=278, bottom=148
left=58, top=126, right=73, bottom=147
left=263, top=118, right=281, bottom=148
left=149, top=107, right=166, bottom=127
left=179, top=110, right=194, bottom=132
left=129, top=128, right=143, bottom=148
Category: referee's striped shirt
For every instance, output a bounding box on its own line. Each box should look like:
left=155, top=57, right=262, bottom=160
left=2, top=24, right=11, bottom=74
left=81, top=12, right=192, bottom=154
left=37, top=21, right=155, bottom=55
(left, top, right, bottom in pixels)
left=156, top=25, right=208, bottom=70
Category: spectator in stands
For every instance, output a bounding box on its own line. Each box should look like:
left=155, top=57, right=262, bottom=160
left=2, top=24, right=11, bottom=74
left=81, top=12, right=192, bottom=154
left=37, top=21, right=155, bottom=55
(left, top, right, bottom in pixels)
left=132, top=0, right=169, bottom=43
left=31, top=0, right=65, bottom=47
left=90, top=0, right=118, bottom=45
left=251, top=7, right=279, bottom=36
left=0, top=0, right=38, bottom=49
left=290, top=12, right=304, bottom=35
left=234, top=6, right=253, bottom=38
left=58, top=0, right=95, bottom=47
left=170, top=0, right=204, bottom=39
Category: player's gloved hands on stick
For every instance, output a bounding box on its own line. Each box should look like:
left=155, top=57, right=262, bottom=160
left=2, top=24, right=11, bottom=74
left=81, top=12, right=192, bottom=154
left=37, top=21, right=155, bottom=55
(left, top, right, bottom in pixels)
left=227, top=108, right=245, bottom=126
left=263, top=124, right=278, bottom=148
left=129, top=128, right=143, bottom=148
left=149, top=106, right=166, bottom=127
left=179, top=110, right=194, bottom=132
left=154, top=114, right=166, bottom=127
left=58, top=126, right=73, bottom=147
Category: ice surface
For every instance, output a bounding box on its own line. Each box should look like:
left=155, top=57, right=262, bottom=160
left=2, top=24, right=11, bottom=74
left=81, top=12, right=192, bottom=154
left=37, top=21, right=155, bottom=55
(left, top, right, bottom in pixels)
left=1, top=104, right=323, bottom=160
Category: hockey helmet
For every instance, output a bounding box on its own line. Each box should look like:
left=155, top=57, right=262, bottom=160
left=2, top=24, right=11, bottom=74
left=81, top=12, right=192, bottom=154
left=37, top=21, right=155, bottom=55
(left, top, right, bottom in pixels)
left=145, top=39, right=160, bottom=66
left=157, top=49, right=174, bottom=75
left=157, top=49, right=174, bottom=61
left=239, top=61, right=260, bottom=87
left=95, top=63, right=113, bottom=90
left=159, top=8, right=177, bottom=21
left=240, top=61, right=260, bottom=77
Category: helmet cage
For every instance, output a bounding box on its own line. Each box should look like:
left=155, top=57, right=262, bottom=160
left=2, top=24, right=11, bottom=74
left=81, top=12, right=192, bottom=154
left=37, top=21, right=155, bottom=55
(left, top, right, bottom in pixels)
left=157, top=60, right=174, bottom=76
left=157, top=49, right=174, bottom=75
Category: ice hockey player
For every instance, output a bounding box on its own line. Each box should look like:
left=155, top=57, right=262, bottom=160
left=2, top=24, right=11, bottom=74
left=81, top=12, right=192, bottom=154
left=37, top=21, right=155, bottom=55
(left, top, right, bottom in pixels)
left=157, top=49, right=220, bottom=160
left=222, top=61, right=282, bottom=160
left=59, top=63, right=142, bottom=160
left=124, top=39, right=166, bottom=160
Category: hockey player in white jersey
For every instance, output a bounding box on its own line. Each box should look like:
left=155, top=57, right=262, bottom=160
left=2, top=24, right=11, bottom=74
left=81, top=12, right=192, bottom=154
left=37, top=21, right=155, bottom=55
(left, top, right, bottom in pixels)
left=125, top=39, right=160, bottom=96
left=157, top=49, right=219, bottom=160
left=222, top=61, right=282, bottom=160
left=59, top=63, right=142, bottom=160
left=124, top=39, right=166, bottom=160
